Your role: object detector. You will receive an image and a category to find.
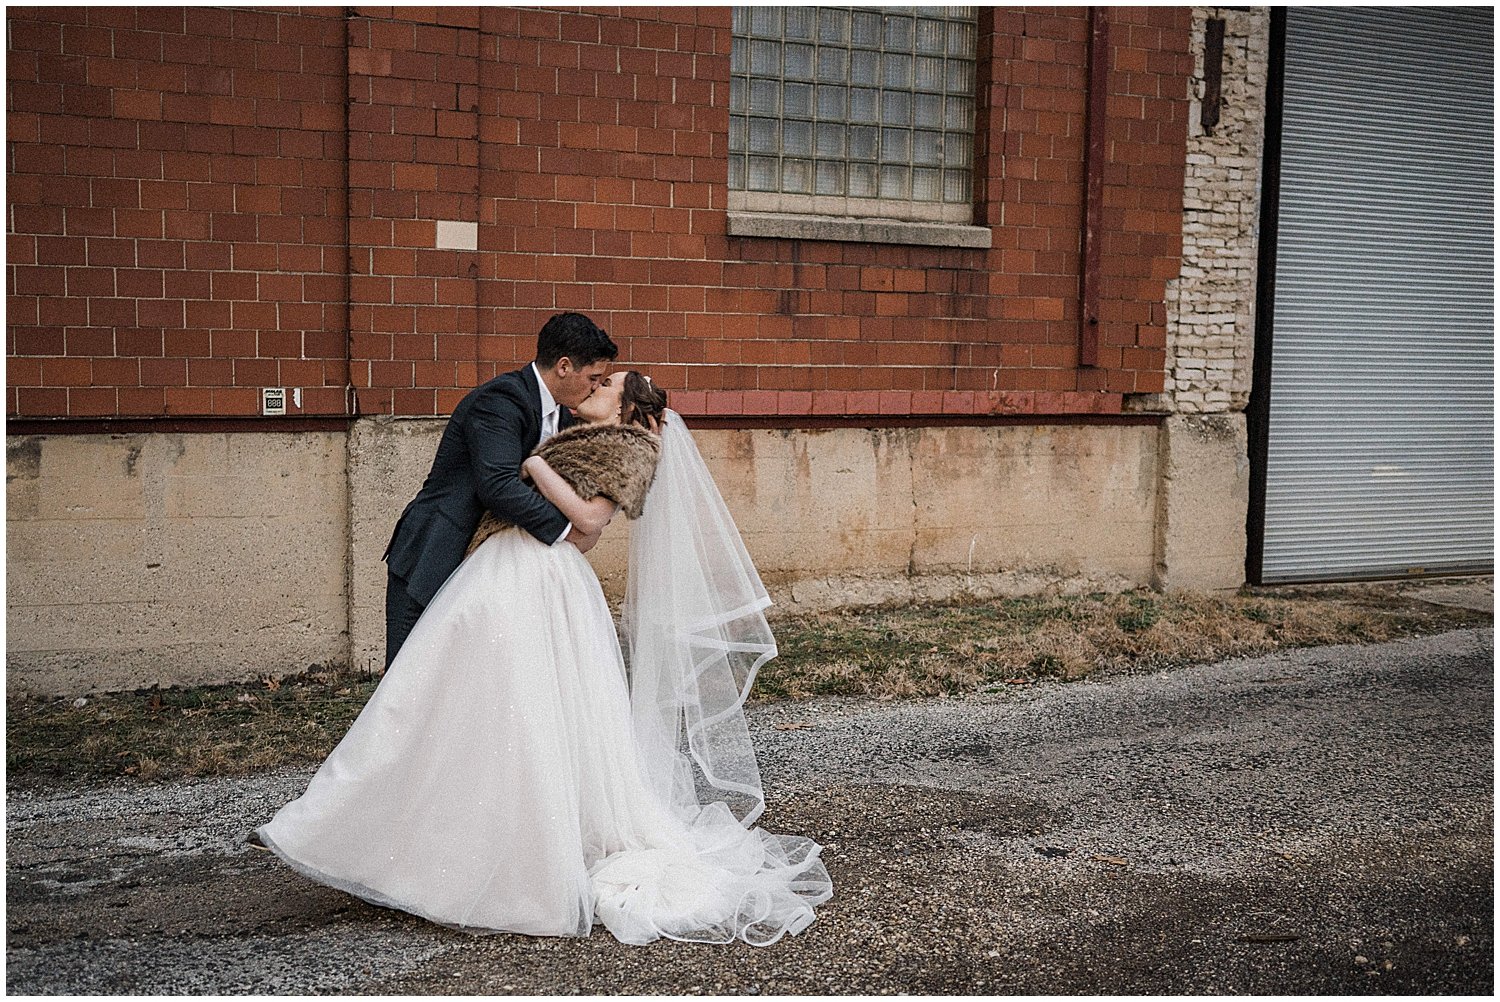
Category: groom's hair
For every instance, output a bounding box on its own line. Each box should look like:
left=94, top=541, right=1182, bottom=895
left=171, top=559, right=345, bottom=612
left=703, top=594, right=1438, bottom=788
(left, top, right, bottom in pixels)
left=535, top=312, right=618, bottom=369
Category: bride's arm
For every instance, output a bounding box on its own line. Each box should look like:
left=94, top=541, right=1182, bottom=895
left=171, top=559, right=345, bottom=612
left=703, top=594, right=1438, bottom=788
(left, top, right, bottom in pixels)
left=522, top=455, right=617, bottom=536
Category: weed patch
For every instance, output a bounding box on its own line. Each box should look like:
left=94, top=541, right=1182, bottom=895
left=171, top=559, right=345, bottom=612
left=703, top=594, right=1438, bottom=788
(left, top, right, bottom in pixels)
left=7, top=670, right=380, bottom=789
left=752, top=584, right=1489, bottom=700
left=6, top=583, right=1487, bottom=789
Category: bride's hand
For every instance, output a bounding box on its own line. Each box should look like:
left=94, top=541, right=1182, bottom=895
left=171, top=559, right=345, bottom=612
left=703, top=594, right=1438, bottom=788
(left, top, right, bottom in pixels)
left=565, top=524, right=601, bottom=554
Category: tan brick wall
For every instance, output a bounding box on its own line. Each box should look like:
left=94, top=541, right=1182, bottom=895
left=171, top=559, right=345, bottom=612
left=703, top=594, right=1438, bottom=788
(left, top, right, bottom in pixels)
left=1123, top=9, right=1266, bottom=592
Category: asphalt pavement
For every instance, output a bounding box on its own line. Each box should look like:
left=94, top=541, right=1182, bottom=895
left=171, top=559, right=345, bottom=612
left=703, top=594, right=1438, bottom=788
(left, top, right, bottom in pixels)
left=5, top=627, right=1493, bottom=995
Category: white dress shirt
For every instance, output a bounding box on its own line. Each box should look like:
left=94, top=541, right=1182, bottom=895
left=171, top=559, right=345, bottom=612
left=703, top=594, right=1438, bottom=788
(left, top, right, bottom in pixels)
left=533, top=362, right=561, bottom=445
left=531, top=363, right=571, bottom=544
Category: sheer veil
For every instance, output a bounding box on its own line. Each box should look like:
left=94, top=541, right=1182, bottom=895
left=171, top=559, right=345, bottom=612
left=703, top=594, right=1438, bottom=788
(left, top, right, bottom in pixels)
left=620, top=409, right=777, bottom=828
left=608, top=409, right=832, bottom=946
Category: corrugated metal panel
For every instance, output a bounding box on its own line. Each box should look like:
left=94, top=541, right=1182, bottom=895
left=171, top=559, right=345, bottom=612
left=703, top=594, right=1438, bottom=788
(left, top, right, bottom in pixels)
left=1262, top=7, right=1494, bottom=582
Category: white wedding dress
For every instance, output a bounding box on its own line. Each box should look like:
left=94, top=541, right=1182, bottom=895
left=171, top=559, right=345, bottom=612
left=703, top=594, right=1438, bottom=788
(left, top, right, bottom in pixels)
left=259, top=413, right=831, bottom=946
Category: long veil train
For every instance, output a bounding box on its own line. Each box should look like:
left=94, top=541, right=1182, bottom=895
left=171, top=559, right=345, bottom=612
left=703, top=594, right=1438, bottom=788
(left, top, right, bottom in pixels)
left=623, top=409, right=777, bottom=827
left=592, top=409, right=832, bottom=945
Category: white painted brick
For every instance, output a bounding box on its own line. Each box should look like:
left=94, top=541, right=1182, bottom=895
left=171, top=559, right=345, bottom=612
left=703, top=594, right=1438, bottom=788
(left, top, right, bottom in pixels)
left=1160, top=7, right=1269, bottom=416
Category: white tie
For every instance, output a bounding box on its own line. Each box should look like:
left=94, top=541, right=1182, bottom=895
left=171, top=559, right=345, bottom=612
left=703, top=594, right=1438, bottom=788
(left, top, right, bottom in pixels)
left=541, top=406, right=558, bottom=443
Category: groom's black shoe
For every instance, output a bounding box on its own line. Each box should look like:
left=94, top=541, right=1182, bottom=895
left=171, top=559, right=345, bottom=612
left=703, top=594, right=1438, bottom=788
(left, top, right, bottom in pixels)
left=246, top=830, right=271, bottom=852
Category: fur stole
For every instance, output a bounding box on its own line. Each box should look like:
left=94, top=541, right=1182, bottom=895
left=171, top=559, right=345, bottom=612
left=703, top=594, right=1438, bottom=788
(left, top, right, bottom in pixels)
left=466, top=422, right=661, bottom=556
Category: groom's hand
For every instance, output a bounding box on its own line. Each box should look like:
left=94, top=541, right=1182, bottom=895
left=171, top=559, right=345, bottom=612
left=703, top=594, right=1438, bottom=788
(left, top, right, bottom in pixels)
left=565, top=524, right=602, bottom=554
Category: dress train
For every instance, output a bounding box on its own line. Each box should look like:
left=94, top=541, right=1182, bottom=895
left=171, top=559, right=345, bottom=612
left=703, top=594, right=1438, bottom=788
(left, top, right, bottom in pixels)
left=259, top=528, right=830, bottom=945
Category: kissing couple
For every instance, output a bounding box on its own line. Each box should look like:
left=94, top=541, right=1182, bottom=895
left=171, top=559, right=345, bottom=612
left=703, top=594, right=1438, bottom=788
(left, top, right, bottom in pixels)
left=258, top=313, right=832, bottom=946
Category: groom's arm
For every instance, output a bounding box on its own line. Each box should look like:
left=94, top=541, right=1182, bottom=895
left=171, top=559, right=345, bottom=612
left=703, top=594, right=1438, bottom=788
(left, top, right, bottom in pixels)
left=466, top=387, right=570, bottom=545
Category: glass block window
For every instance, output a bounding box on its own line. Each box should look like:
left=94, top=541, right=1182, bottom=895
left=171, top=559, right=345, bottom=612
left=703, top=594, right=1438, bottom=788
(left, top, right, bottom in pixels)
left=729, top=7, right=977, bottom=219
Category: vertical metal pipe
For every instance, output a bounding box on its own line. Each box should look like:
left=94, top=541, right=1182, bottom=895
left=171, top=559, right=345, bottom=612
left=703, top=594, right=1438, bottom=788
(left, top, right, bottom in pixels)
left=1078, top=7, right=1110, bottom=369
left=342, top=8, right=356, bottom=416
left=1201, top=18, right=1226, bottom=134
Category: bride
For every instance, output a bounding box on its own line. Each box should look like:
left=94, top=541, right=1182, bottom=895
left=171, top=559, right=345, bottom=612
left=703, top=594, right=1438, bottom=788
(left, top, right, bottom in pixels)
left=258, top=371, right=832, bottom=946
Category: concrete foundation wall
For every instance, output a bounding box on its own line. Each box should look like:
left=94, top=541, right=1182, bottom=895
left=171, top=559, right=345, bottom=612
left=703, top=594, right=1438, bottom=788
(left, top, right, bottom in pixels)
left=1153, top=413, right=1250, bottom=592
left=345, top=418, right=451, bottom=675
left=6, top=432, right=349, bottom=694
left=341, top=420, right=1162, bottom=672
left=9, top=421, right=1165, bottom=692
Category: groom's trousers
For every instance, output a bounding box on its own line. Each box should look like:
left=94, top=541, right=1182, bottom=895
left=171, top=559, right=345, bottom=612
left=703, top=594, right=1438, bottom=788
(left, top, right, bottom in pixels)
left=384, top=570, right=426, bottom=669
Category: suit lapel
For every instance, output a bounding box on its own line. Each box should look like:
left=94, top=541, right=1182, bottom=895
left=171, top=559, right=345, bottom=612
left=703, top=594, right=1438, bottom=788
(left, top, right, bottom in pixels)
left=517, top=363, right=543, bottom=419
left=501, top=364, right=544, bottom=451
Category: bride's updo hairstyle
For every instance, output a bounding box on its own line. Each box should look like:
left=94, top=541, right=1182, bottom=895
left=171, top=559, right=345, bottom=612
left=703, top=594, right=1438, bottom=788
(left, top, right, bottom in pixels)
left=621, top=371, right=668, bottom=430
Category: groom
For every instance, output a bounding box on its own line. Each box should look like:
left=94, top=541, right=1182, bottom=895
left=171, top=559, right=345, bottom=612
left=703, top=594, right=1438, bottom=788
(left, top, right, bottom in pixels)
left=382, top=312, right=618, bottom=667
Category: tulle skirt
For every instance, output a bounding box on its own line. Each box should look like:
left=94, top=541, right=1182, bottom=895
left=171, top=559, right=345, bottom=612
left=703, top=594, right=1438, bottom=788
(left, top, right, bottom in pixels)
left=258, top=529, right=831, bottom=945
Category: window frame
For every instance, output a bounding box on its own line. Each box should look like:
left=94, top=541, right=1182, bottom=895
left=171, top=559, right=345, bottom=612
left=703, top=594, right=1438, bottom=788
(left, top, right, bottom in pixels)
left=726, top=6, right=991, bottom=248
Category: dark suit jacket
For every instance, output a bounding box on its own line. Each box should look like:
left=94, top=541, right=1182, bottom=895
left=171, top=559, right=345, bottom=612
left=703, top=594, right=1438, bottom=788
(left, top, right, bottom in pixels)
left=384, top=365, right=575, bottom=606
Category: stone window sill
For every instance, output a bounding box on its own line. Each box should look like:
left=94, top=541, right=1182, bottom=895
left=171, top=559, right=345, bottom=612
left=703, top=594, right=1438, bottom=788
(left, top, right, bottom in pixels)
left=725, top=211, right=992, bottom=249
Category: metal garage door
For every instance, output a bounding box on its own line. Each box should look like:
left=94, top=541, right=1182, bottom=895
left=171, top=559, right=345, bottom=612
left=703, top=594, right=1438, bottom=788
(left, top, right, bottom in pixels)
left=1261, top=6, right=1493, bottom=582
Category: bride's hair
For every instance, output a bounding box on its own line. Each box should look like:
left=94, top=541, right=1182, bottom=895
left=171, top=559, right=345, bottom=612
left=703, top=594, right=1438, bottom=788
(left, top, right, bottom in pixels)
left=621, top=371, right=668, bottom=430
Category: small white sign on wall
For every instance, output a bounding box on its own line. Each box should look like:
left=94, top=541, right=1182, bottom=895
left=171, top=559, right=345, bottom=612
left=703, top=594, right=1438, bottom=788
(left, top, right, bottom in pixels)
left=435, top=220, right=478, bottom=251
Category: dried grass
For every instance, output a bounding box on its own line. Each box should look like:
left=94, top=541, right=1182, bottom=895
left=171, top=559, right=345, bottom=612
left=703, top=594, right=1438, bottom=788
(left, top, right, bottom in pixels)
left=751, top=584, right=1488, bottom=701
left=6, top=670, right=382, bottom=789
left=5, top=584, right=1486, bottom=787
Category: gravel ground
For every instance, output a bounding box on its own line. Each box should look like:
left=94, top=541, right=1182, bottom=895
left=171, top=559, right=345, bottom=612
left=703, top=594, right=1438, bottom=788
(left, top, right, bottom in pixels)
left=6, top=627, right=1493, bottom=995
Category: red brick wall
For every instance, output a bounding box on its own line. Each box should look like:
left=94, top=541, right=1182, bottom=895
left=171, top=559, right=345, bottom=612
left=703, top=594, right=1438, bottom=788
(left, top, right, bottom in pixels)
left=7, top=6, right=1191, bottom=422
left=6, top=6, right=350, bottom=418
left=979, top=7, right=1186, bottom=400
